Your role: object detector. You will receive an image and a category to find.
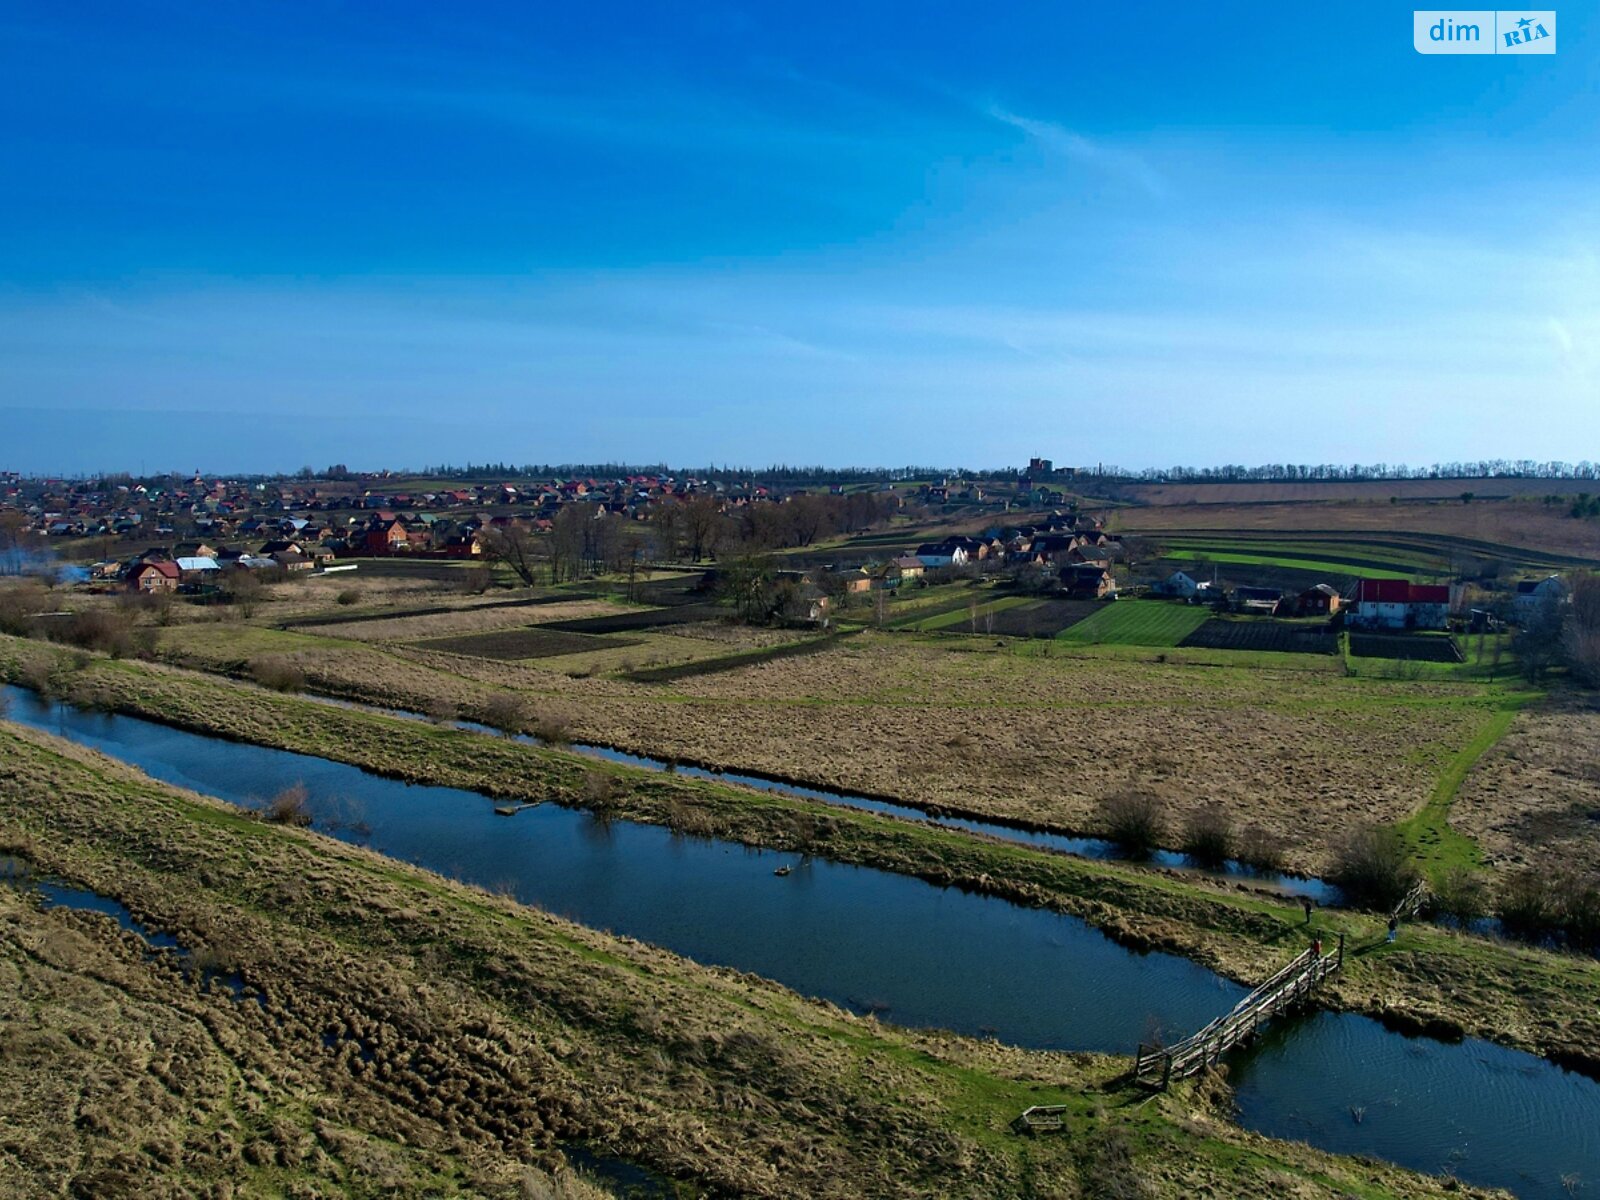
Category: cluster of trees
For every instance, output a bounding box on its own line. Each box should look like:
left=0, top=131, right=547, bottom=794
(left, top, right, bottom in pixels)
left=1098, top=460, right=1600, bottom=483
left=481, top=509, right=651, bottom=589
left=1514, top=573, right=1600, bottom=686
left=667, top=490, right=900, bottom=555
left=481, top=491, right=901, bottom=588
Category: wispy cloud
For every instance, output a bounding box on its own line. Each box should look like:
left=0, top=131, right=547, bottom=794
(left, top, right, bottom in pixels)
left=983, top=103, right=1166, bottom=197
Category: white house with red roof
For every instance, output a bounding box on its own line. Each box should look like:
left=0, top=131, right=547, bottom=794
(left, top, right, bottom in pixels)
left=1348, top=580, right=1451, bottom=631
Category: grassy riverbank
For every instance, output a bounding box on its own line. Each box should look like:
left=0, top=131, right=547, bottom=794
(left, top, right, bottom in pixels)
left=4, top=635, right=1598, bottom=1079
left=0, top=725, right=1497, bottom=1199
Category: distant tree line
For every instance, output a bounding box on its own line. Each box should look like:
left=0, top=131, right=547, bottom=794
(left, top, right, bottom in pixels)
left=1092, top=460, right=1600, bottom=483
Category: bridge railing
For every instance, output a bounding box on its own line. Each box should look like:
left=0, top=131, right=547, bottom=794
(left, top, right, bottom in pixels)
left=1134, top=935, right=1343, bottom=1090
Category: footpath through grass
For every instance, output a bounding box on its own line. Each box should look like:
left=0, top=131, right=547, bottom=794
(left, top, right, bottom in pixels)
left=1394, top=696, right=1536, bottom=882
left=1056, top=600, right=1210, bottom=647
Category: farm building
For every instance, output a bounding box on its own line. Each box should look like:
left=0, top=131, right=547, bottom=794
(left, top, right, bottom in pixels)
left=1293, top=584, right=1342, bottom=617
left=1348, top=580, right=1450, bottom=631
left=1513, top=575, right=1567, bottom=623
left=841, top=568, right=874, bottom=594
left=877, top=556, right=926, bottom=588
left=1060, top=564, right=1116, bottom=599
left=1233, top=586, right=1284, bottom=615
left=175, top=555, right=221, bottom=584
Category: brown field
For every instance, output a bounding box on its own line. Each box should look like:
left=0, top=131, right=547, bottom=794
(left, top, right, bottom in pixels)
left=1116, top=478, right=1600, bottom=505
left=415, top=628, right=642, bottom=661
left=1109, top=499, right=1600, bottom=560
left=1452, top=690, right=1600, bottom=871
left=296, top=599, right=631, bottom=643
left=145, top=620, right=1507, bottom=875
left=572, top=637, right=1501, bottom=873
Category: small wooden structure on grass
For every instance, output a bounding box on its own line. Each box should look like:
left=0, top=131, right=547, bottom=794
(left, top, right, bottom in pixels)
left=1010, top=1105, right=1069, bottom=1135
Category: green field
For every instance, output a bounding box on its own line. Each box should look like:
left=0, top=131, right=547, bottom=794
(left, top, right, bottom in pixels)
left=1157, top=535, right=1456, bottom=573
left=1161, top=548, right=1414, bottom=579
left=1055, top=600, right=1211, bottom=646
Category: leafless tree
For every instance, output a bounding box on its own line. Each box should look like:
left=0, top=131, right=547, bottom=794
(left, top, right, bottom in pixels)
left=1565, top=572, right=1600, bottom=687
left=682, top=496, right=724, bottom=562
left=481, top=523, right=544, bottom=587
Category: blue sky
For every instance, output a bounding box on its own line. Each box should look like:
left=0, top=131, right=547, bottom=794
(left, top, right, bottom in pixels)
left=1, top=1, right=1596, bottom=474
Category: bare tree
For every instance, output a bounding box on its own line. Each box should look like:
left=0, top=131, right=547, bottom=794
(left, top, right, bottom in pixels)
left=1565, top=572, right=1600, bottom=687
left=650, top=501, right=684, bottom=562
left=682, top=496, right=724, bottom=562
left=550, top=506, right=588, bottom=582
left=481, top=523, right=544, bottom=587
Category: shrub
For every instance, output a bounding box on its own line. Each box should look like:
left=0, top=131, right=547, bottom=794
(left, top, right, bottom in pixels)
left=336, top=589, right=361, bottom=606
left=250, top=657, right=305, bottom=693
left=425, top=697, right=458, bottom=725
left=51, top=609, right=136, bottom=657
left=533, top=709, right=572, bottom=747
left=1562, top=873, right=1600, bottom=950
left=1180, top=803, right=1233, bottom=867
left=582, top=769, right=618, bottom=811
left=1080, top=1127, right=1154, bottom=1200
left=1431, top=865, right=1490, bottom=924
left=1331, top=825, right=1420, bottom=911
left=1497, top=867, right=1557, bottom=935
left=0, top=581, right=50, bottom=636
left=1097, top=790, right=1165, bottom=856
left=19, top=657, right=69, bottom=700
left=1234, top=824, right=1287, bottom=874
left=482, top=692, right=529, bottom=736
left=263, top=783, right=313, bottom=826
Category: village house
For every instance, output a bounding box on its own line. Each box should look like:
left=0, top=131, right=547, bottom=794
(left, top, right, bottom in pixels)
left=128, top=560, right=180, bottom=593
left=1347, top=580, right=1451, bottom=631
left=1060, top=564, right=1116, bottom=599
left=1513, top=575, right=1567, bottom=623
left=914, top=541, right=969, bottom=568
left=1153, top=570, right=1206, bottom=600
left=1293, top=584, right=1342, bottom=617
left=841, top=568, right=874, bottom=595
left=877, top=556, right=926, bottom=588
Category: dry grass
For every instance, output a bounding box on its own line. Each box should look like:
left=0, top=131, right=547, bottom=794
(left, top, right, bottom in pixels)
left=298, top=600, right=632, bottom=644
left=138, top=625, right=1507, bottom=874
left=0, top=724, right=1498, bottom=1200
left=577, top=636, right=1500, bottom=874
left=1451, top=690, right=1600, bottom=871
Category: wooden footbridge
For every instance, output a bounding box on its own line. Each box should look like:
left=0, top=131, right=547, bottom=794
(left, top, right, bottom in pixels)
left=1133, top=935, right=1343, bottom=1090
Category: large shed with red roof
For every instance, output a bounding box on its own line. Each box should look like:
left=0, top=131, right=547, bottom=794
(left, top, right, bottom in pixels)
left=1348, top=580, right=1450, bottom=631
